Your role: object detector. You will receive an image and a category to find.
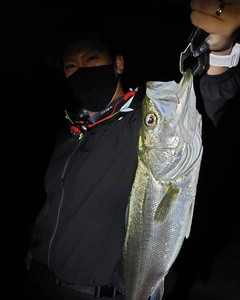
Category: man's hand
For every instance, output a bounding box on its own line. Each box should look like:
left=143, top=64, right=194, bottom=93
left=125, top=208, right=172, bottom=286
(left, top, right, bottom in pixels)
left=190, top=0, right=240, bottom=53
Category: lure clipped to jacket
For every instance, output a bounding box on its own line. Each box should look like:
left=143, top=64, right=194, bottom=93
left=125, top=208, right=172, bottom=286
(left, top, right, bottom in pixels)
left=122, top=69, right=203, bottom=300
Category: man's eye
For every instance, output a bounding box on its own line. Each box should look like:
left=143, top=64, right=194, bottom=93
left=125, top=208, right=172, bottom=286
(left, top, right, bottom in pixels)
left=65, top=64, right=75, bottom=70
left=87, top=56, right=97, bottom=62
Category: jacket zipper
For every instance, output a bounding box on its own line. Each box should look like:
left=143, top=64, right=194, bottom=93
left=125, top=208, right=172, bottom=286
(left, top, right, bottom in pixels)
left=47, top=133, right=84, bottom=268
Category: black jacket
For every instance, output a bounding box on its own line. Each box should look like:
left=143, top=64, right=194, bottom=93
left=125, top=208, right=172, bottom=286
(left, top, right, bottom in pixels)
left=30, top=67, right=240, bottom=287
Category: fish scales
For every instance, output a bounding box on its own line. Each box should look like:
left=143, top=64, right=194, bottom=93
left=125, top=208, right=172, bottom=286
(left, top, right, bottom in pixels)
left=122, top=70, right=203, bottom=300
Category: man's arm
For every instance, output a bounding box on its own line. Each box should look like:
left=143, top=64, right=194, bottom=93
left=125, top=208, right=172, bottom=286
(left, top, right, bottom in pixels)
left=190, top=0, right=240, bottom=75
left=190, top=0, right=240, bottom=126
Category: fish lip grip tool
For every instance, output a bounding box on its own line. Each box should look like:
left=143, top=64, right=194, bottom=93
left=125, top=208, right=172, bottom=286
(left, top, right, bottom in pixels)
left=180, top=27, right=210, bottom=76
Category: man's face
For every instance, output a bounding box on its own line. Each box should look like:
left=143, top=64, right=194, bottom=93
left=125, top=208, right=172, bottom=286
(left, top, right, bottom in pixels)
left=63, top=39, right=113, bottom=78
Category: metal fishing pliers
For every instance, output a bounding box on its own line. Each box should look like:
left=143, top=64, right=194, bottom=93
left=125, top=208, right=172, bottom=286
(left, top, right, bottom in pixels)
left=180, top=26, right=210, bottom=76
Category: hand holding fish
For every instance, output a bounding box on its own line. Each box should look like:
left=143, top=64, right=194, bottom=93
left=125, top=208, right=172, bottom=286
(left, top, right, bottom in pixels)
left=190, top=0, right=240, bottom=52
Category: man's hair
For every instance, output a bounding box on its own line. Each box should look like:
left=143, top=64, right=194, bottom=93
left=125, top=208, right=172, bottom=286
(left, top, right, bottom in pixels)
left=45, top=30, right=120, bottom=68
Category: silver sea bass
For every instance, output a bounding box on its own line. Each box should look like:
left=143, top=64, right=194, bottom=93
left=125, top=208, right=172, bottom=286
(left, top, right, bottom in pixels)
left=123, top=69, right=203, bottom=300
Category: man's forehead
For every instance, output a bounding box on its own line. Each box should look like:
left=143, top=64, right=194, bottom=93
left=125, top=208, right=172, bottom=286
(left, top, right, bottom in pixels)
left=63, top=38, right=109, bottom=55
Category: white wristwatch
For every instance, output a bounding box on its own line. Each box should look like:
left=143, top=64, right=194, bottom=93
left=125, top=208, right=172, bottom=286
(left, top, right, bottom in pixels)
left=209, top=42, right=240, bottom=68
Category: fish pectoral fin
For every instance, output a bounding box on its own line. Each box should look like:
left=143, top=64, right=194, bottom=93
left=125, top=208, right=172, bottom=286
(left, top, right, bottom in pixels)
left=155, top=184, right=179, bottom=222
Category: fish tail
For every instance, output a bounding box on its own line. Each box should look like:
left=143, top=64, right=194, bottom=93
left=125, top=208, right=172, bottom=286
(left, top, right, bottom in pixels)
left=149, top=280, right=164, bottom=300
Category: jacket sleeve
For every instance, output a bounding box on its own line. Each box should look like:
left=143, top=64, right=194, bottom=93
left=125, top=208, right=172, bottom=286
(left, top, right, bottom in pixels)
left=199, top=67, right=240, bottom=127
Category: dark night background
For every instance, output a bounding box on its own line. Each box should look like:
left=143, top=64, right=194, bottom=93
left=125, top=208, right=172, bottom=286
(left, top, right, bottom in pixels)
left=9, top=1, right=239, bottom=299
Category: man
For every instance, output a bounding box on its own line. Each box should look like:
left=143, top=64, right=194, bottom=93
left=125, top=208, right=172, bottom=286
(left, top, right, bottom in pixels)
left=25, top=1, right=240, bottom=299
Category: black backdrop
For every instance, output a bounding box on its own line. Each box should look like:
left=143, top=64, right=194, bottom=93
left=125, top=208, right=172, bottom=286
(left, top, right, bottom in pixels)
left=8, top=2, right=240, bottom=299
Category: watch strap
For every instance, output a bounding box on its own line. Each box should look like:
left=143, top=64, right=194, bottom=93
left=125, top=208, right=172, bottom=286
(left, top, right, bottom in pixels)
left=209, top=42, right=240, bottom=68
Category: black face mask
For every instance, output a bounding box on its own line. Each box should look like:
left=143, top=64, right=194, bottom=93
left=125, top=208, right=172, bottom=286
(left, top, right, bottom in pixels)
left=67, top=64, right=119, bottom=112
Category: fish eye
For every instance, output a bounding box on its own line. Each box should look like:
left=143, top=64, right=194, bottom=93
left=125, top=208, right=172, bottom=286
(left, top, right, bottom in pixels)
left=144, top=113, right=157, bottom=127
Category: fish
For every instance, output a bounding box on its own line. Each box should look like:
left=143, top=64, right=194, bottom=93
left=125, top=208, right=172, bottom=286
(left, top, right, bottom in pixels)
left=122, top=69, right=203, bottom=300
